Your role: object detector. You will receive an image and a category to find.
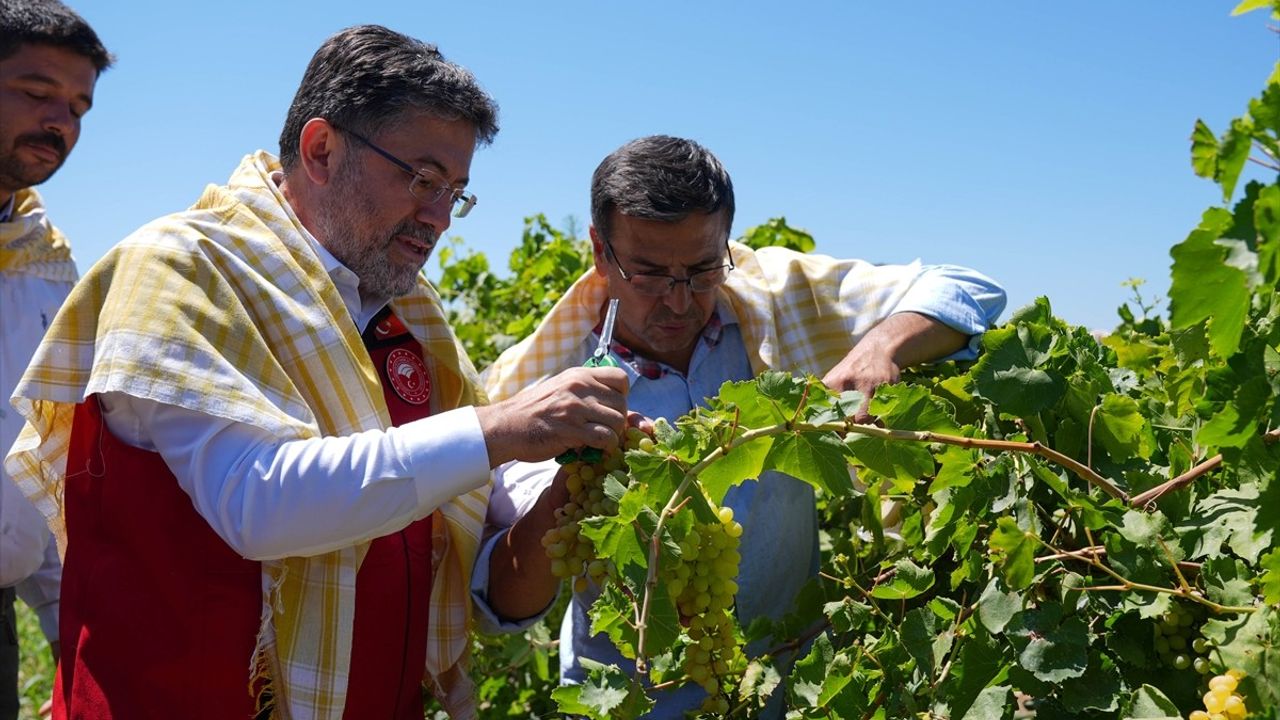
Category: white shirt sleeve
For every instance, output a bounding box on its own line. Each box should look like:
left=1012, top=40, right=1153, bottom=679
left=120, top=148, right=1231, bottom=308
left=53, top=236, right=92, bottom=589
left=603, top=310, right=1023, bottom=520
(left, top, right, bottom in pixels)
left=15, top=538, right=61, bottom=642
left=470, top=458, right=562, bottom=633
left=888, top=263, right=1008, bottom=360
left=97, top=390, right=491, bottom=561
left=0, top=475, right=49, bottom=587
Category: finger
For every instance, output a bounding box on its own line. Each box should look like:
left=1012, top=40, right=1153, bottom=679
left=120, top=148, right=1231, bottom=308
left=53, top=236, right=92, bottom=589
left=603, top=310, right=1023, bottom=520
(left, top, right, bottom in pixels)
left=626, top=411, right=655, bottom=435
left=584, top=365, right=630, bottom=394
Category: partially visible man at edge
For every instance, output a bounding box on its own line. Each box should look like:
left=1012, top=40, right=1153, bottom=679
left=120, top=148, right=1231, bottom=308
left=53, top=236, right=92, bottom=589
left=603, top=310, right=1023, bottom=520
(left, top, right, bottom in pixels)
left=5, top=24, right=630, bottom=720
left=0, top=2, right=111, bottom=718
left=475, top=135, right=1007, bottom=717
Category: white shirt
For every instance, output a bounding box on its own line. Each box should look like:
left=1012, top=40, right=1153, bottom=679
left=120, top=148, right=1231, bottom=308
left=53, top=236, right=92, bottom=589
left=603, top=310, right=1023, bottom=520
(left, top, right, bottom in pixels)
left=1, top=194, right=70, bottom=640
left=96, top=213, right=491, bottom=561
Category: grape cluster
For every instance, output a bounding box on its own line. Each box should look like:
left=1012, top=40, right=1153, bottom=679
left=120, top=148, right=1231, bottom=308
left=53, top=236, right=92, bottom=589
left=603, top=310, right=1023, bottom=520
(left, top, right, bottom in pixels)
left=541, top=428, right=650, bottom=593
left=1188, top=669, right=1247, bottom=720
left=662, top=505, right=745, bottom=715
left=1153, top=604, right=1213, bottom=674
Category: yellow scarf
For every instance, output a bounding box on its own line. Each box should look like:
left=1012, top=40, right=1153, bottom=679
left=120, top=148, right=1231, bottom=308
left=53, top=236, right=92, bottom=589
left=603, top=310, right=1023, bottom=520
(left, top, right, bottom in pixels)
left=482, top=241, right=927, bottom=401
left=0, top=188, right=77, bottom=282
left=4, top=152, right=488, bottom=719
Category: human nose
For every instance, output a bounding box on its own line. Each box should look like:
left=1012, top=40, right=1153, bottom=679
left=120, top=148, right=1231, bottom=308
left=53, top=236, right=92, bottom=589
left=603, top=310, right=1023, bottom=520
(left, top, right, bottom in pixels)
left=41, top=101, right=76, bottom=139
left=414, top=191, right=453, bottom=234
left=661, top=279, right=693, bottom=314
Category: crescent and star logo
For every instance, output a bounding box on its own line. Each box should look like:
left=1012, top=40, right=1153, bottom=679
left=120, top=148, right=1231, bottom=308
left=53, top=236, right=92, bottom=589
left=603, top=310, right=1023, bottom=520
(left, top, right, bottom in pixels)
left=386, top=348, right=431, bottom=405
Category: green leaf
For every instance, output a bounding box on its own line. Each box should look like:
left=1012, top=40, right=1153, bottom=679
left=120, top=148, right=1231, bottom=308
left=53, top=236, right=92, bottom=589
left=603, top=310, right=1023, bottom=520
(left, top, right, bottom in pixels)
left=972, top=324, right=1067, bottom=416
left=1185, top=484, right=1273, bottom=563
left=1007, top=604, right=1090, bottom=683
left=697, top=436, right=773, bottom=505
left=1201, top=556, right=1256, bottom=606
left=988, top=516, right=1038, bottom=591
left=789, top=632, right=836, bottom=707
left=869, top=383, right=961, bottom=433
left=1218, top=118, right=1256, bottom=202
left=977, top=577, right=1022, bottom=634
left=930, top=445, right=980, bottom=492
left=823, top=598, right=871, bottom=634
left=740, top=216, right=816, bottom=252
left=902, top=606, right=954, bottom=675
left=1168, top=208, right=1249, bottom=357
left=1190, top=119, right=1220, bottom=179
left=957, top=685, right=1012, bottom=720
left=1201, top=607, right=1280, bottom=709
left=1058, top=653, right=1121, bottom=714
left=717, top=377, right=788, bottom=429
left=1124, top=684, right=1181, bottom=719
left=764, top=430, right=853, bottom=496
left=1261, top=549, right=1280, bottom=604
left=1093, top=393, right=1155, bottom=460
left=552, top=659, right=643, bottom=716
left=845, top=433, right=934, bottom=488
left=1198, top=376, right=1269, bottom=449
left=869, top=558, right=935, bottom=600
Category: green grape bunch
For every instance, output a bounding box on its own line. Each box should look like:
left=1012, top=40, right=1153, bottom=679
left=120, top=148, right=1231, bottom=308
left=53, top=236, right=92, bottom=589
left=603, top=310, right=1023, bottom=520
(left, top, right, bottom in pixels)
left=1188, top=669, right=1248, bottom=720
left=662, top=505, right=745, bottom=715
left=1152, top=603, right=1212, bottom=674
left=541, top=428, right=650, bottom=593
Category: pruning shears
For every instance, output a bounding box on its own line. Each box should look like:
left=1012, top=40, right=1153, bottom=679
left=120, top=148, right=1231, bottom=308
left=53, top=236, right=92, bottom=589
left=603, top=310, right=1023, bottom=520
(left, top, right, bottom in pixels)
left=556, top=298, right=620, bottom=465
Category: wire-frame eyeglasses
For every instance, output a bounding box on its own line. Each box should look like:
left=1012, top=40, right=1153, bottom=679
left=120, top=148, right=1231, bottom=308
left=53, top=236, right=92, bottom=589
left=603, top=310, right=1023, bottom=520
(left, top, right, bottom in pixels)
left=601, top=237, right=734, bottom=296
left=335, top=125, right=477, bottom=218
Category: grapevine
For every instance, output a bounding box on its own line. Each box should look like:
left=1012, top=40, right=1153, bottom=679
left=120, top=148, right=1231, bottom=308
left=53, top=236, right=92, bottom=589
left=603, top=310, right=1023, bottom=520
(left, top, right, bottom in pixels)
left=440, top=7, right=1280, bottom=717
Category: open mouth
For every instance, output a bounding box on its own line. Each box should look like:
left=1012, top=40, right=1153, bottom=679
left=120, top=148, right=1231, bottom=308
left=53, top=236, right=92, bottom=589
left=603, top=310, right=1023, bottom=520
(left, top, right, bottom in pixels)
left=396, top=234, right=433, bottom=258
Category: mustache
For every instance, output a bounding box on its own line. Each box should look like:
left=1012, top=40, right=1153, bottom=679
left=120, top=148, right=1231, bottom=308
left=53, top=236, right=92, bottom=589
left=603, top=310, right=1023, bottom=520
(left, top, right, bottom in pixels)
left=16, top=131, right=67, bottom=158
left=388, top=221, right=437, bottom=247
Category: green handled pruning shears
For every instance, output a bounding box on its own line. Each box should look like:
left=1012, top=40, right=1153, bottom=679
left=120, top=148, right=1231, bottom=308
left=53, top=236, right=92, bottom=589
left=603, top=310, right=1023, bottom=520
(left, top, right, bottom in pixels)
left=556, top=298, right=620, bottom=464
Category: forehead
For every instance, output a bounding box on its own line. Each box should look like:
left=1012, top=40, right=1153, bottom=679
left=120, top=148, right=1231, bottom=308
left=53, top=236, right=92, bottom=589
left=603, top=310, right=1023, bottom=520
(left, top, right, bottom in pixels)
left=608, top=211, right=730, bottom=265
left=0, top=42, right=98, bottom=98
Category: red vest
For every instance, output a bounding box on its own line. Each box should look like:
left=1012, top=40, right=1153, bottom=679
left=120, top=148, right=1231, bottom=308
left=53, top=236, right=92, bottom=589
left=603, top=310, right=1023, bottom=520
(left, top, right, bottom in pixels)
left=55, top=308, right=440, bottom=719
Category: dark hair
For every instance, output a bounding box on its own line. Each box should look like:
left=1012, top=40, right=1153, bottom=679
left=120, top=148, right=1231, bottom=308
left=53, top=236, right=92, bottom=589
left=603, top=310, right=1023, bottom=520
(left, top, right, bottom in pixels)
left=590, top=135, right=735, bottom=242
left=0, top=0, right=113, bottom=72
left=279, top=25, right=499, bottom=171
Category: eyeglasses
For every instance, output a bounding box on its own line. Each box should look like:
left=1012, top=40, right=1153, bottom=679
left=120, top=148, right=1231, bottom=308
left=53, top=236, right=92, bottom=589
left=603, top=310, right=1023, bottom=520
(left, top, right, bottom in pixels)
left=601, top=237, right=734, bottom=296
left=335, top=125, right=477, bottom=218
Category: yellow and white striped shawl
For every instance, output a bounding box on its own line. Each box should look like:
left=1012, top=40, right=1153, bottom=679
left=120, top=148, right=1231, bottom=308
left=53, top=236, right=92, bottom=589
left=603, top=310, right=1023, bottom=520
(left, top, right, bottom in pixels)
left=4, top=152, right=488, bottom=719
left=482, top=241, right=930, bottom=401
left=0, top=188, right=78, bottom=282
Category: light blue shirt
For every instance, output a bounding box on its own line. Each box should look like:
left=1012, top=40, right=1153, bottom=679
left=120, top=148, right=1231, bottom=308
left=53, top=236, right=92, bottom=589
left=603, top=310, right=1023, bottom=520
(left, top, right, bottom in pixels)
left=473, top=263, right=1006, bottom=718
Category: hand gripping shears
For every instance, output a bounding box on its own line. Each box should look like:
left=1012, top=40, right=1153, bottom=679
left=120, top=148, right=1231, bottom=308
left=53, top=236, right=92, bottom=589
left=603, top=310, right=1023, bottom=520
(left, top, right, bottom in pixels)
left=555, top=298, right=620, bottom=464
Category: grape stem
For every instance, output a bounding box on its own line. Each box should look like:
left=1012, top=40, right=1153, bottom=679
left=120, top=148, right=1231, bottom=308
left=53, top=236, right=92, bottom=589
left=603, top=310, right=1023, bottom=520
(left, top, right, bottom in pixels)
left=1129, top=454, right=1223, bottom=510
left=1038, top=534, right=1256, bottom=615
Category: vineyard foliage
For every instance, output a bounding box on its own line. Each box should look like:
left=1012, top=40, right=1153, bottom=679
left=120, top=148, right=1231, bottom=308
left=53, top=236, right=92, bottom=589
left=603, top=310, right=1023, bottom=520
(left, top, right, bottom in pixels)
left=433, top=17, right=1280, bottom=720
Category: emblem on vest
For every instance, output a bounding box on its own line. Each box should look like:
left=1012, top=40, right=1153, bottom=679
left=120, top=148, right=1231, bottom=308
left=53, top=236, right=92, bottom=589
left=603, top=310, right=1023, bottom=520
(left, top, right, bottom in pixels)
left=386, top=348, right=431, bottom=405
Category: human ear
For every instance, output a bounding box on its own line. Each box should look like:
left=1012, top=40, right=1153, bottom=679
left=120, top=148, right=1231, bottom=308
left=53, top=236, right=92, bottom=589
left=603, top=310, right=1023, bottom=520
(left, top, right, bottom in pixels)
left=297, top=118, right=343, bottom=186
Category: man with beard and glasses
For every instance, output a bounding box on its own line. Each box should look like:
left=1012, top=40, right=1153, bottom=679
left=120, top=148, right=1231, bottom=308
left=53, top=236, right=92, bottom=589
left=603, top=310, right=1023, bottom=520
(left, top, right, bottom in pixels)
left=0, top=2, right=111, bottom=718
left=475, top=136, right=1006, bottom=718
left=5, top=25, right=630, bottom=720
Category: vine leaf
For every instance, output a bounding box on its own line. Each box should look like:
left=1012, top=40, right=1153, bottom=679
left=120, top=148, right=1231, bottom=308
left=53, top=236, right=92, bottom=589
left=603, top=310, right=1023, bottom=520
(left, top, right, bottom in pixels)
left=1201, top=607, right=1280, bottom=709
left=869, top=558, right=935, bottom=600
left=552, top=659, right=649, bottom=717
left=988, top=517, right=1038, bottom=591
left=902, top=606, right=954, bottom=675
left=957, top=685, right=1013, bottom=720
left=1124, top=684, right=1180, bottom=719
left=1007, top=604, right=1090, bottom=683
left=698, top=436, right=773, bottom=505
left=764, top=431, right=852, bottom=496
left=1261, top=550, right=1280, bottom=604
left=971, top=322, right=1067, bottom=416
left=977, top=577, right=1022, bottom=634
left=1168, top=208, right=1249, bottom=357
left=1183, top=485, right=1272, bottom=563
left=1093, top=393, right=1155, bottom=460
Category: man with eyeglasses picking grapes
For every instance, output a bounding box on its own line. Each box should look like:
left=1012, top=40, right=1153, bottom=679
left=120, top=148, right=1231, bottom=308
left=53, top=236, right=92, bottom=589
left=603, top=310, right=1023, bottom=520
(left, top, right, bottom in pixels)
left=476, top=135, right=1007, bottom=717
left=5, top=24, right=628, bottom=720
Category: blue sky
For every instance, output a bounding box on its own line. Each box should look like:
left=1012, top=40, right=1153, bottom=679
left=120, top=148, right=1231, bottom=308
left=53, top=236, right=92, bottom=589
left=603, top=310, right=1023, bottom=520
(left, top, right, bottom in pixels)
left=39, top=2, right=1280, bottom=330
